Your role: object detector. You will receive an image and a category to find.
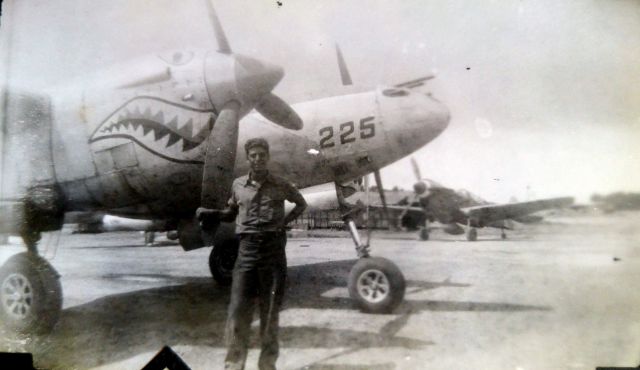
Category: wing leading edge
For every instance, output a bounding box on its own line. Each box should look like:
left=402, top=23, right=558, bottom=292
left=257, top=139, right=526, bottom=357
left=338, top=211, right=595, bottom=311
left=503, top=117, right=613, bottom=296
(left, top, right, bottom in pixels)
left=462, top=197, right=574, bottom=226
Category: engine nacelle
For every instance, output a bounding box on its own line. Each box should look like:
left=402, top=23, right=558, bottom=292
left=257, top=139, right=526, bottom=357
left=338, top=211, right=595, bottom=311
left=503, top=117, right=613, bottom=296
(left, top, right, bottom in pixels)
left=23, top=185, right=66, bottom=233
left=0, top=185, right=65, bottom=241
left=1, top=89, right=63, bottom=238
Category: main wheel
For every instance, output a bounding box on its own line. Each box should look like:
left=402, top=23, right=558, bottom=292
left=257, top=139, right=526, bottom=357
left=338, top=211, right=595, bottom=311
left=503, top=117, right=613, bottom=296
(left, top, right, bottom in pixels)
left=419, top=227, right=429, bottom=241
left=348, top=257, right=405, bottom=314
left=209, top=239, right=239, bottom=286
left=166, top=230, right=179, bottom=241
left=144, top=231, right=155, bottom=246
left=0, top=252, right=62, bottom=334
left=466, top=228, right=478, bottom=241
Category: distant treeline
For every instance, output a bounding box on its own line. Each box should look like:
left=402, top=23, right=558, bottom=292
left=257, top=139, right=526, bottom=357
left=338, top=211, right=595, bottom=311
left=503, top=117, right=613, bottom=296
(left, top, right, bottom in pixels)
left=591, top=192, right=640, bottom=211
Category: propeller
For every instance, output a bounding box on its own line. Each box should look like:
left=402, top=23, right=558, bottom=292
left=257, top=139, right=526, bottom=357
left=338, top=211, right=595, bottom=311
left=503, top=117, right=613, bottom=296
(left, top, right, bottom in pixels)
left=204, top=0, right=302, bottom=131
left=199, top=1, right=300, bottom=232
left=201, top=101, right=240, bottom=209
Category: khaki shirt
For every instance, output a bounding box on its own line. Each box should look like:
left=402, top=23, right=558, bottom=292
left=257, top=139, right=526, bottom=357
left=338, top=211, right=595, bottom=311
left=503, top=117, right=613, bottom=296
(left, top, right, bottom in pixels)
left=228, top=172, right=304, bottom=234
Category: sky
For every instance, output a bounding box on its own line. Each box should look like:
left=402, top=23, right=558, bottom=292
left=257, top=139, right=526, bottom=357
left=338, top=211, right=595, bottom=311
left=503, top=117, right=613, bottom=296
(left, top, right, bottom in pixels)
left=1, top=0, right=639, bottom=203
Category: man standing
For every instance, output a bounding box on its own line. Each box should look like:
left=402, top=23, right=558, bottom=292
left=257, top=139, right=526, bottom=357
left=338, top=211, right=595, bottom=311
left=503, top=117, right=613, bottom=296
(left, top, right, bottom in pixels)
left=198, top=137, right=307, bottom=370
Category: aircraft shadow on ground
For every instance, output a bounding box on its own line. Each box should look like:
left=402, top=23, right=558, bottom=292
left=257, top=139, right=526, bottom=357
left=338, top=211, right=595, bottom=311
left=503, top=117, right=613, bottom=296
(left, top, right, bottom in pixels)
left=68, top=241, right=179, bottom=250
left=24, top=259, right=549, bottom=369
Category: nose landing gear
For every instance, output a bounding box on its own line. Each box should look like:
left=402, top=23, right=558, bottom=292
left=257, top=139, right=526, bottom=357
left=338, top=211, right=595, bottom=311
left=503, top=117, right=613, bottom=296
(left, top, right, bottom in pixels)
left=336, top=183, right=406, bottom=314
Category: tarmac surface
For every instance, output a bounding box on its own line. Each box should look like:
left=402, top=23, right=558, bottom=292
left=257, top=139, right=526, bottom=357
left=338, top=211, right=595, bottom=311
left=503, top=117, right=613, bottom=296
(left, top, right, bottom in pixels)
left=0, top=211, right=639, bottom=370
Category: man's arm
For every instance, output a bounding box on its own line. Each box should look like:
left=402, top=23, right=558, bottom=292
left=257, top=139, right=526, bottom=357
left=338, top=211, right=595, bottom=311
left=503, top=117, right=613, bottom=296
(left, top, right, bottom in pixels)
left=196, top=205, right=238, bottom=223
left=197, top=204, right=238, bottom=221
left=283, top=187, right=307, bottom=226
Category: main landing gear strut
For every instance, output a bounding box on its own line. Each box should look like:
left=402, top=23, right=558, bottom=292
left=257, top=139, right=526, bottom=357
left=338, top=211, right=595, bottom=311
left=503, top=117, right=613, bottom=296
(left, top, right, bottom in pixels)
left=336, top=183, right=405, bottom=314
left=0, top=232, right=63, bottom=334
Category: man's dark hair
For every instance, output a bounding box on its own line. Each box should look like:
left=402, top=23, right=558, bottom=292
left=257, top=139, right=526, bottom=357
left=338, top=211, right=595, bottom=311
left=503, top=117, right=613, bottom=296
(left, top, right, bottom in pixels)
left=244, top=138, right=270, bottom=155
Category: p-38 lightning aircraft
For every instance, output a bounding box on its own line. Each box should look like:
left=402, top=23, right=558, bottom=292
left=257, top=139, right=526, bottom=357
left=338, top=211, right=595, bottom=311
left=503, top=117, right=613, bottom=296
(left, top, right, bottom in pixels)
left=0, top=2, right=449, bottom=334
left=391, top=159, right=574, bottom=241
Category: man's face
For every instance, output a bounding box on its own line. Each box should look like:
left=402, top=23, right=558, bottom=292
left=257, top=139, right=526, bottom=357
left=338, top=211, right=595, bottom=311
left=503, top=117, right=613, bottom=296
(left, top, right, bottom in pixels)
left=247, top=146, right=270, bottom=172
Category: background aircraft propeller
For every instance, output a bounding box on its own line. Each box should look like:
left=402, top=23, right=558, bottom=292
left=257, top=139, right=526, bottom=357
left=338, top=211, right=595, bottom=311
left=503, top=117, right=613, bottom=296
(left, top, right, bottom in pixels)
left=410, top=157, right=428, bottom=195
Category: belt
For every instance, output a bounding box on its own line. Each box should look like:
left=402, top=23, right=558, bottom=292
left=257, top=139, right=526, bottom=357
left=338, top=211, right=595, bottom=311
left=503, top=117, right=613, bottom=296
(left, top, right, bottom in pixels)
left=239, top=229, right=285, bottom=238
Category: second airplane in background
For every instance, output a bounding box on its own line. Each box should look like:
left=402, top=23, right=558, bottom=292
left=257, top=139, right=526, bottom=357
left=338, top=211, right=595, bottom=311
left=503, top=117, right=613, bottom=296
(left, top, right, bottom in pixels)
left=389, top=158, right=574, bottom=241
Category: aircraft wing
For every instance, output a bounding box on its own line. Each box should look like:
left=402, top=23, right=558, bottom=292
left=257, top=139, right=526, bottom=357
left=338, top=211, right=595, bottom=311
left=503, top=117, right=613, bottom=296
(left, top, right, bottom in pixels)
left=286, top=188, right=426, bottom=216
left=379, top=204, right=425, bottom=213
left=461, top=197, right=574, bottom=225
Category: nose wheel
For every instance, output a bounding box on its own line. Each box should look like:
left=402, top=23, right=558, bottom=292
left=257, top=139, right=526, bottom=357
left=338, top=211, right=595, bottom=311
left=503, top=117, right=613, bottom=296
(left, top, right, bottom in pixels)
left=336, top=181, right=406, bottom=314
left=348, top=256, right=405, bottom=313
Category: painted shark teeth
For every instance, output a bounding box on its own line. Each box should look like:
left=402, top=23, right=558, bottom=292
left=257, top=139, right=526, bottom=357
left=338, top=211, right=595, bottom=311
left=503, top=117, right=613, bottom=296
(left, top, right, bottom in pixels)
left=89, top=97, right=218, bottom=164
left=96, top=104, right=212, bottom=151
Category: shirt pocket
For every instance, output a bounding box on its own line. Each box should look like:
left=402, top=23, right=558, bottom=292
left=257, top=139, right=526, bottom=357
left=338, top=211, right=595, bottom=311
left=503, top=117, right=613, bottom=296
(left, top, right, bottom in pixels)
left=257, top=189, right=285, bottom=223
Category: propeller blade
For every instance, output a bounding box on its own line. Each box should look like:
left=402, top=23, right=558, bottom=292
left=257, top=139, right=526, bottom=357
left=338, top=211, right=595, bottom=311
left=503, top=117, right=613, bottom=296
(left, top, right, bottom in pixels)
left=410, top=157, right=429, bottom=195
left=410, top=157, right=422, bottom=181
left=255, top=93, right=303, bottom=130
left=335, top=44, right=353, bottom=86
left=204, top=0, right=232, bottom=54
left=201, top=101, right=240, bottom=209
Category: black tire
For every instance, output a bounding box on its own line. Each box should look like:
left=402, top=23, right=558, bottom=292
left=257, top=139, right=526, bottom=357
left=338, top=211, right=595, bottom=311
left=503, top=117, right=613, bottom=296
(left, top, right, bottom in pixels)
left=0, top=252, right=62, bottom=335
left=467, top=228, right=478, bottom=241
left=348, top=257, right=405, bottom=314
left=144, top=231, right=155, bottom=246
left=419, top=227, right=429, bottom=241
left=166, top=230, right=179, bottom=241
left=209, top=239, right=239, bottom=286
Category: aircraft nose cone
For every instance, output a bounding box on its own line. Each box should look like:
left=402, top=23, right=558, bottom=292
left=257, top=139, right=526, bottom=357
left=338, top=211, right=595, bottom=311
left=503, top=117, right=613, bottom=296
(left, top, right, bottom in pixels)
left=379, top=91, right=451, bottom=158
left=234, top=54, right=284, bottom=103
left=429, top=100, right=450, bottom=135
left=405, top=95, right=450, bottom=141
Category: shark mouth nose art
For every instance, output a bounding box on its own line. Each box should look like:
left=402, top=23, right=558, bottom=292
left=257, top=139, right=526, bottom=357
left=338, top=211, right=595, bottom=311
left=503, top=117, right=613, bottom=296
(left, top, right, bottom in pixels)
left=89, top=97, right=216, bottom=164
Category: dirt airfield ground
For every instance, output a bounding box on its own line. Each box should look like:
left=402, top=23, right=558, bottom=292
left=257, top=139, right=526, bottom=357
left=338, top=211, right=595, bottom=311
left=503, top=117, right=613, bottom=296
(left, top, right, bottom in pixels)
left=0, top=210, right=639, bottom=370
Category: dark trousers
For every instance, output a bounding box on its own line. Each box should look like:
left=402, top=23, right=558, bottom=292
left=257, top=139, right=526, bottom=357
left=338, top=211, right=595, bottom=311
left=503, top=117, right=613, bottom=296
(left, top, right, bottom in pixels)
left=224, top=232, right=287, bottom=370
